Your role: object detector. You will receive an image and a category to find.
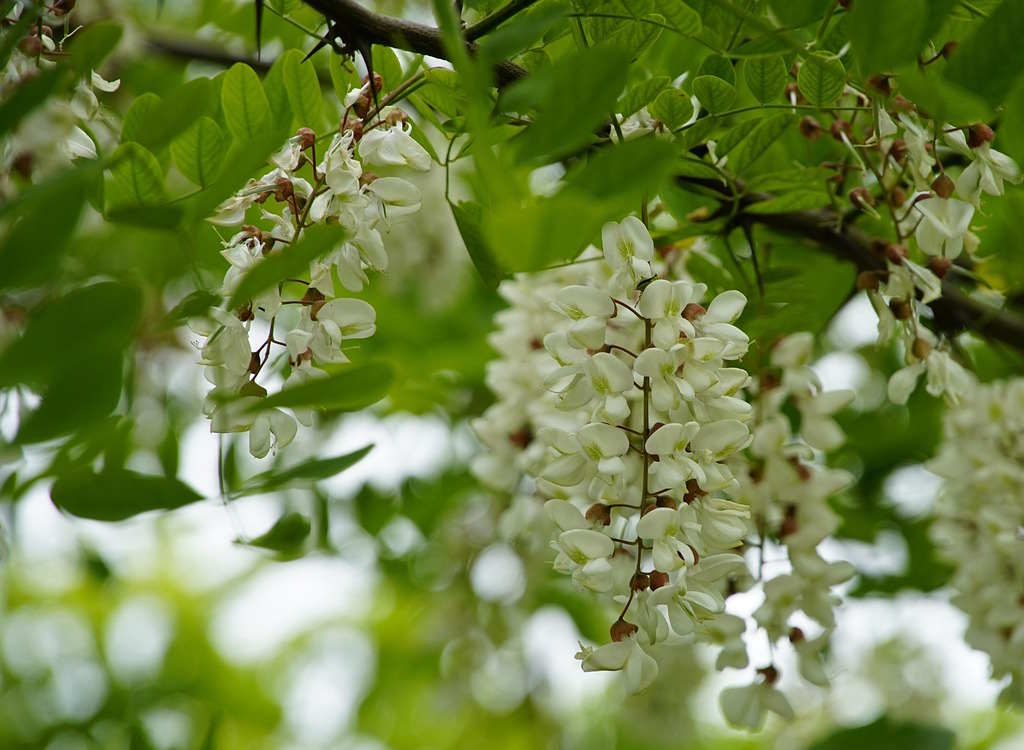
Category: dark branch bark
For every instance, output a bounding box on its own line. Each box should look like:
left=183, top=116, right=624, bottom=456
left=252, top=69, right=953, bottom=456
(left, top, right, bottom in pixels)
left=147, top=36, right=275, bottom=74
left=300, top=0, right=527, bottom=86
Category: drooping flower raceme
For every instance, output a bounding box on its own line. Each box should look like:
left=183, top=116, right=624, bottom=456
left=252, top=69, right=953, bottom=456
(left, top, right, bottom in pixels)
left=929, top=378, right=1024, bottom=704
left=192, top=82, right=430, bottom=458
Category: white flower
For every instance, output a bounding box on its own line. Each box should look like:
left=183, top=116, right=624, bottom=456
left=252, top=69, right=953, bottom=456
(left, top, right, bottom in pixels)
left=552, top=528, right=615, bottom=592
left=888, top=349, right=974, bottom=405
left=539, top=423, right=630, bottom=486
left=636, top=506, right=700, bottom=571
left=199, top=311, right=252, bottom=390
left=249, top=408, right=297, bottom=458
left=946, top=129, right=1021, bottom=204
left=358, top=122, right=431, bottom=171
left=602, top=217, right=653, bottom=293
left=645, top=421, right=704, bottom=488
left=366, top=176, right=422, bottom=217
left=555, top=352, right=635, bottom=421
left=637, top=279, right=704, bottom=348
left=634, top=346, right=691, bottom=412
left=719, top=681, right=794, bottom=730
left=913, top=197, right=974, bottom=259
left=577, top=636, right=659, bottom=693
left=553, top=284, right=615, bottom=349
left=286, top=298, right=376, bottom=365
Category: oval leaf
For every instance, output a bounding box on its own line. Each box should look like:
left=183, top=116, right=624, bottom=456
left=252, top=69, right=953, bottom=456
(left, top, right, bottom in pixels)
left=171, top=116, right=227, bottom=187
left=51, top=469, right=204, bottom=521
left=744, top=55, right=787, bottom=104
left=797, top=53, right=846, bottom=107
left=221, top=63, right=271, bottom=142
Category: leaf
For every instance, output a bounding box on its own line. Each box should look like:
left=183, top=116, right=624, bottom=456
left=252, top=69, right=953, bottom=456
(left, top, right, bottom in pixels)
left=51, top=469, right=204, bottom=522
left=227, top=225, right=346, bottom=309
left=848, top=0, right=929, bottom=73
left=250, top=361, right=395, bottom=412
left=171, top=117, right=227, bottom=187
left=698, top=53, right=735, bottom=85
left=121, top=93, right=164, bottom=148
left=743, top=55, right=787, bottom=104
left=0, top=282, right=142, bottom=388
left=692, top=75, right=737, bottom=114
left=727, top=113, right=794, bottom=174
left=502, top=45, right=631, bottom=163
left=944, top=0, right=1024, bottom=108
left=897, top=67, right=993, bottom=124
left=809, top=717, right=955, bottom=750
left=243, top=512, right=311, bottom=553
left=618, top=76, right=671, bottom=118
left=451, top=201, right=505, bottom=289
left=797, top=52, right=846, bottom=107
left=281, top=49, right=324, bottom=128
left=417, top=67, right=463, bottom=119
left=745, top=190, right=830, bottom=213
left=656, top=0, right=702, bottom=35
left=374, top=46, right=404, bottom=91
left=120, top=78, right=218, bottom=153
left=476, top=2, right=568, bottom=63
left=66, top=20, right=123, bottom=75
left=649, top=88, right=693, bottom=130
left=161, top=290, right=221, bottom=328
left=238, top=444, right=373, bottom=495
left=768, top=0, right=831, bottom=26
left=107, top=143, right=167, bottom=208
left=221, top=63, right=271, bottom=142
left=0, top=67, right=66, bottom=138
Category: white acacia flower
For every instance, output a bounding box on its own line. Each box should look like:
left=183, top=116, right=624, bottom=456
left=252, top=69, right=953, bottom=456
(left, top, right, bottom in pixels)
left=287, top=298, right=376, bottom=365
left=719, top=681, right=794, bottom=730
left=602, top=217, right=653, bottom=293
left=538, top=423, right=630, bottom=486
left=552, top=528, right=615, bottom=592
left=636, top=506, right=700, bottom=571
left=576, top=636, right=659, bottom=693
left=638, top=279, right=704, bottom=348
left=945, top=129, right=1021, bottom=204
left=634, top=346, right=691, bottom=412
left=797, top=389, right=854, bottom=452
left=646, top=421, right=703, bottom=489
left=199, top=311, right=251, bottom=390
left=249, top=408, right=298, bottom=459
left=888, top=349, right=974, bottom=405
left=366, top=176, right=422, bottom=217
left=358, top=122, right=431, bottom=171
left=693, top=290, right=749, bottom=358
left=553, top=284, right=615, bottom=350
left=555, top=352, right=634, bottom=422
left=913, top=196, right=974, bottom=259
left=649, top=576, right=723, bottom=634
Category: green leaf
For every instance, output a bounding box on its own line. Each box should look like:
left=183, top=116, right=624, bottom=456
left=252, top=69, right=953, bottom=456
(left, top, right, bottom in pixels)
left=743, top=55, right=787, bottom=104
left=809, top=717, right=955, bottom=750
left=417, top=67, right=463, bottom=119
left=243, top=512, right=311, bottom=553
left=227, top=225, right=346, bottom=309
left=768, top=0, right=831, bottom=27
left=1000, top=75, right=1024, bottom=166
left=797, top=52, right=846, bottom=107
left=107, top=143, right=167, bottom=208
left=237, top=444, right=373, bottom=495
left=698, top=53, right=735, bottom=85
left=618, top=76, right=671, bottom=118
left=0, top=282, right=142, bottom=388
left=221, top=63, right=271, bottom=142
left=728, top=113, right=794, bottom=174
left=161, top=290, right=221, bottom=328
left=65, top=20, right=122, bottom=76
left=0, top=167, right=90, bottom=291
left=328, top=55, right=360, bottom=105
left=250, top=361, right=395, bottom=412
left=692, top=75, right=737, bottom=114
left=656, top=0, right=702, bottom=35
left=281, top=49, right=324, bottom=128
left=451, top=201, right=505, bottom=289
left=848, top=0, right=929, bottom=73
left=0, top=67, right=66, bottom=138
left=897, top=66, right=993, bottom=124
left=745, top=189, right=830, bottom=213
left=374, top=46, right=404, bottom=91
left=171, top=116, right=227, bottom=187
left=51, top=469, right=204, bottom=522
left=648, top=88, right=693, bottom=129
left=502, top=45, right=631, bottom=163
left=944, top=0, right=1024, bottom=108
left=120, top=78, right=218, bottom=153
left=476, top=2, right=568, bottom=63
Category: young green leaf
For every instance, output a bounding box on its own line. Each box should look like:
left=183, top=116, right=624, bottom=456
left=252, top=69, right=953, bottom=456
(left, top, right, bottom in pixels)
left=451, top=201, right=505, bottom=289
left=693, top=75, right=737, bottom=114
left=242, top=512, right=311, bottom=553
left=237, top=444, right=374, bottom=495
left=249, top=361, right=395, bottom=412
left=107, top=143, right=167, bottom=208
left=727, top=113, right=794, bottom=174
left=618, top=76, right=671, bottom=118
left=281, top=49, right=324, bottom=128
left=797, top=52, right=846, bottom=107
left=171, top=117, right=227, bottom=187
left=649, top=88, right=694, bottom=130
left=221, top=63, right=271, bottom=142
left=743, top=55, right=787, bottom=104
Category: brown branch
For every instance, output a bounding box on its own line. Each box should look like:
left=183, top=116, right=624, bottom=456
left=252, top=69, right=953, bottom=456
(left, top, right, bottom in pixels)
left=300, top=0, right=527, bottom=86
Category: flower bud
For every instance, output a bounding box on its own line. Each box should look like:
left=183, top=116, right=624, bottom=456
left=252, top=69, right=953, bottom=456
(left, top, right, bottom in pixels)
left=11, top=151, right=33, bottom=179
left=892, top=95, right=915, bottom=112
left=849, top=187, right=875, bottom=210
left=610, top=618, right=639, bottom=642
left=630, top=572, right=651, bottom=591
left=363, top=72, right=384, bottom=92
left=931, top=173, right=955, bottom=199
left=274, top=177, right=294, bottom=201
left=830, top=119, right=852, bottom=141
left=656, top=495, right=678, bottom=509
left=890, top=185, right=907, bottom=207
left=784, top=82, right=801, bottom=103
left=585, top=503, right=612, bottom=526
left=888, top=139, right=908, bottom=163
left=799, top=116, right=822, bottom=140
left=912, top=337, right=933, bottom=359
left=758, top=665, right=780, bottom=684
left=353, top=93, right=371, bottom=119
left=348, top=120, right=365, bottom=141
left=868, top=75, right=892, bottom=97
left=682, top=303, right=706, bottom=321
left=966, top=123, right=995, bottom=148
left=237, top=303, right=254, bottom=322
left=789, top=626, right=805, bottom=643
left=50, top=0, right=76, bottom=15
left=856, top=270, right=881, bottom=291
left=508, top=426, right=532, bottom=448
left=940, top=41, right=958, bottom=59
left=310, top=299, right=326, bottom=320
left=296, top=127, right=316, bottom=150
left=359, top=171, right=379, bottom=186
left=385, top=109, right=408, bottom=126
left=885, top=242, right=907, bottom=265
left=928, top=256, right=952, bottom=278
left=649, top=571, right=670, bottom=590
left=889, top=298, right=912, bottom=320
left=248, top=351, right=262, bottom=374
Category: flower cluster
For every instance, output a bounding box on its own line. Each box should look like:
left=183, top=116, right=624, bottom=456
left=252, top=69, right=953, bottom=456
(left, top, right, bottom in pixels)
left=929, top=377, right=1024, bottom=704
left=722, top=332, right=857, bottom=728
left=192, top=79, right=430, bottom=458
left=844, top=107, right=1017, bottom=405
left=476, top=216, right=757, bottom=694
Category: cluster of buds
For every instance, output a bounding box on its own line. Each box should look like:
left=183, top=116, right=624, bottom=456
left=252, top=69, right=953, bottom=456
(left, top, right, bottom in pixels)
left=193, top=81, right=431, bottom=458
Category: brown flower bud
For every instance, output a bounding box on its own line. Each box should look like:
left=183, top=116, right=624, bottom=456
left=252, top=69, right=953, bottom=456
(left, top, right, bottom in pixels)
left=18, top=34, right=41, bottom=55
left=630, top=572, right=651, bottom=591
left=758, top=665, right=780, bottom=684
left=888, top=138, right=908, bottom=163
left=682, top=303, right=706, bottom=321
left=784, top=82, right=801, bottom=103
left=685, top=478, right=706, bottom=498
left=649, top=571, right=670, bottom=590
left=789, top=626, right=806, bottom=643
left=868, top=74, right=892, bottom=97
left=363, top=72, right=384, bottom=92
left=11, top=151, right=33, bottom=179
left=889, top=297, right=912, bottom=320
left=585, top=503, right=612, bottom=526
left=850, top=187, right=875, bottom=210
left=830, top=119, right=852, bottom=141
left=50, top=0, right=76, bottom=15
left=912, top=337, right=933, bottom=359
left=928, top=256, right=953, bottom=278
left=610, top=618, right=639, bottom=642
left=656, top=495, right=678, bottom=509
left=892, top=95, right=915, bottom=112
left=248, top=351, right=262, bottom=374
left=940, top=41, right=958, bottom=59
left=787, top=457, right=812, bottom=481
left=301, top=286, right=326, bottom=304
left=931, top=173, right=955, bottom=199
left=799, top=116, right=822, bottom=140
left=890, top=185, right=907, bottom=207
left=749, top=463, right=765, bottom=484
left=385, top=109, right=408, bottom=126
left=885, top=242, right=907, bottom=265
left=967, top=123, right=995, bottom=148
left=296, top=127, right=316, bottom=150
left=838, top=0, right=851, bottom=9
left=237, top=303, right=254, bottom=322
left=352, top=93, right=371, bottom=119
left=508, top=427, right=532, bottom=448
left=359, top=171, right=378, bottom=186
left=310, top=299, right=326, bottom=320
left=856, top=270, right=881, bottom=291
left=274, top=176, right=294, bottom=201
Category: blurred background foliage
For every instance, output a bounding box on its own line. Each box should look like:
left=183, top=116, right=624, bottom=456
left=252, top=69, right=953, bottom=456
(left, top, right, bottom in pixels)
left=2, top=0, right=1024, bottom=748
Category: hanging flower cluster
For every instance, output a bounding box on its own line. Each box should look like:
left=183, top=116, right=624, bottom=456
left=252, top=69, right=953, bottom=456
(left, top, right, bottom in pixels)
left=721, top=332, right=857, bottom=729
left=835, top=103, right=1018, bottom=405
left=191, top=78, right=430, bottom=458
left=929, top=377, right=1024, bottom=704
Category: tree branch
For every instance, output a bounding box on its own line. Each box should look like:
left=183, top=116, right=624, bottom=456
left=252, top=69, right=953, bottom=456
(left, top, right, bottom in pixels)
left=299, top=0, right=527, bottom=86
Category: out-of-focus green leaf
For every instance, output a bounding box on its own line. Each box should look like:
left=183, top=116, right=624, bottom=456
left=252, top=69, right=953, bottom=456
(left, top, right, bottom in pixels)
left=250, top=361, right=395, bottom=412
left=848, top=0, right=929, bottom=73
left=944, top=0, right=1024, bottom=108
left=451, top=201, right=504, bottom=289
left=51, top=468, right=204, bottom=521
left=728, top=113, right=793, bottom=174
left=107, top=143, right=167, bottom=207
left=649, top=87, right=693, bottom=129
left=281, top=48, right=324, bottom=128
left=810, top=716, right=955, bottom=750
left=121, top=77, right=218, bottom=153
left=242, top=512, right=311, bottom=553
left=618, top=76, right=671, bottom=117
left=237, top=444, right=373, bottom=495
